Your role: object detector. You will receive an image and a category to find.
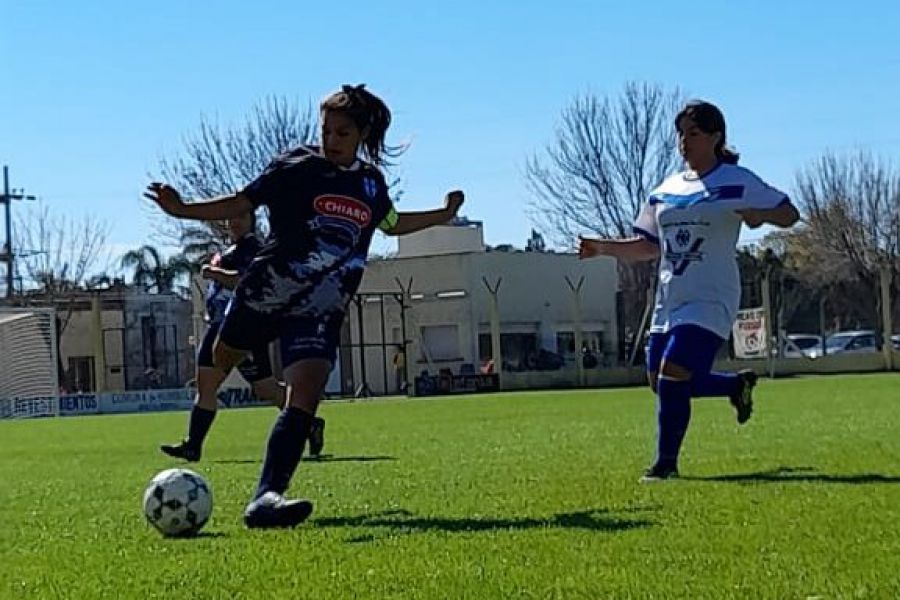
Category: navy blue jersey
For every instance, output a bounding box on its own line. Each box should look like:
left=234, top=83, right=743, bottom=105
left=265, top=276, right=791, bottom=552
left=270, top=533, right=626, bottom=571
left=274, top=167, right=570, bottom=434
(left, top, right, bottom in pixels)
left=237, top=146, right=397, bottom=319
left=205, top=233, right=262, bottom=322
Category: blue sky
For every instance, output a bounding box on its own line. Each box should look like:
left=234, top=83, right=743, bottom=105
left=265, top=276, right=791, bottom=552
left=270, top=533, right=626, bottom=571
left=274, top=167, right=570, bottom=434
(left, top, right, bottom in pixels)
left=3, top=0, right=899, bottom=264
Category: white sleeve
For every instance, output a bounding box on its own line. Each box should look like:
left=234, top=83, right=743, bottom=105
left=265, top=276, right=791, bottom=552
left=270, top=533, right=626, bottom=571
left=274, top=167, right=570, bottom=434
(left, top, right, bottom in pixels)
left=733, top=170, right=789, bottom=211
left=632, top=201, right=659, bottom=243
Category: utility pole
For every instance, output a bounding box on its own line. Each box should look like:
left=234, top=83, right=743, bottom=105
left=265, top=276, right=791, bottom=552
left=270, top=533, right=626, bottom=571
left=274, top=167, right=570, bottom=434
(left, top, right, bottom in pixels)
left=1, top=166, right=37, bottom=298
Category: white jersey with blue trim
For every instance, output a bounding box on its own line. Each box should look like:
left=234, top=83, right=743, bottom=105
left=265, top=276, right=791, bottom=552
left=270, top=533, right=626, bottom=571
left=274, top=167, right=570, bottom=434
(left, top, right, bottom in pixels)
left=633, top=163, right=788, bottom=339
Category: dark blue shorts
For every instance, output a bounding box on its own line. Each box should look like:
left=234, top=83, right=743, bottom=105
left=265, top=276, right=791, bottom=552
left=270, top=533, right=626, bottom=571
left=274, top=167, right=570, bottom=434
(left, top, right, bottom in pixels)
left=217, top=300, right=343, bottom=368
left=646, top=324, right=724, bottom=377
left=197, top=322, right=273, bottom=383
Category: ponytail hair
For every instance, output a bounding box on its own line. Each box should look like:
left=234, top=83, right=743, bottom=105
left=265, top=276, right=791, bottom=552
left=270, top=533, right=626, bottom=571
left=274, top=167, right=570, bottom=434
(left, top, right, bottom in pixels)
left=320, top=84, right=401, bottom=166
left=718, top=145, right=740, bottom=165
left=676, top=100, right=740, bottom=165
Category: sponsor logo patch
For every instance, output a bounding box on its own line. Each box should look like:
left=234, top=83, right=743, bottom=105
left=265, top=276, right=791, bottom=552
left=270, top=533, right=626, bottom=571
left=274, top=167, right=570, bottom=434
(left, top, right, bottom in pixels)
left=313, top=195, right=372, bottom=227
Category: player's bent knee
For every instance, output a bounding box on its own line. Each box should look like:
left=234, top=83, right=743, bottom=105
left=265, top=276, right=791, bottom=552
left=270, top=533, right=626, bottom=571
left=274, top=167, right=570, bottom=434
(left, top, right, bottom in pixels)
left=283, top=359, right=331, bottom=412
left=212, top=340, right=245, bottom=372
left=252, top=379, right=286, bottom=408
left=659, top=360, right=693, bottom=381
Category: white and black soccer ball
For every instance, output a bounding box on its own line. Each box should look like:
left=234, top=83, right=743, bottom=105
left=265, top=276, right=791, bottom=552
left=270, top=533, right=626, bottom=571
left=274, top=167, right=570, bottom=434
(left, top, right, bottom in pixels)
left=143, top=468, right=213, bottom=537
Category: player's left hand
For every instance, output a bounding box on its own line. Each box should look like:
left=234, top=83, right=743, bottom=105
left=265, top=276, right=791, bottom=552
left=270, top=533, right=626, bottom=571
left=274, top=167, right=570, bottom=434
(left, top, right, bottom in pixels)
left=737, top=209, right=765, bottom=229
left=144, top=183, right=185, bottom=217
left=445, top=190, right=464, bottom=218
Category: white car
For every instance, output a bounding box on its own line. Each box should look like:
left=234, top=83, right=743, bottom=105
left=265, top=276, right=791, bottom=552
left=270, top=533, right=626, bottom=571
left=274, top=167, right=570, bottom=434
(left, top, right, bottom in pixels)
left=781, top=334, right=822, bottom=359
left=807, top=330, right=878, bottom=359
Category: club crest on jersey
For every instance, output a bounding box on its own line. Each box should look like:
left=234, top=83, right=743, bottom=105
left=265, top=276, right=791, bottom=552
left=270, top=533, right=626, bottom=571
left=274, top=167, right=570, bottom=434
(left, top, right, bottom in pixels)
left=363, top=177, right=378, bottom=199
left=313, top=195, right=372, bottom=227
left=665, top=237, right=706, bottom=276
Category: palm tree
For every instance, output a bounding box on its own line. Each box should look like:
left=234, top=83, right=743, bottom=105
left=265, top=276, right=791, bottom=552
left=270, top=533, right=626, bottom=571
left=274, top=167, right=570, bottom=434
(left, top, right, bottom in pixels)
left=179, top=224, right=227, bottom=265
left=120, top=245, right=194, bottom=296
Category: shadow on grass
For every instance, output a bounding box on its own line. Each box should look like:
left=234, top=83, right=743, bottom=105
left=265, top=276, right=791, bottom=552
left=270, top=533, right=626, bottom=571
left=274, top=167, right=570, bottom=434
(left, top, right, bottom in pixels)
left=684, top=466, right=900, bottom=484
left=303, top=455, right=397, bottom=464
left=315, top=507, right=652, bottom=541
left=211, top=455, right=397, bottom=465
left=164, top=531, right=228, bottom=541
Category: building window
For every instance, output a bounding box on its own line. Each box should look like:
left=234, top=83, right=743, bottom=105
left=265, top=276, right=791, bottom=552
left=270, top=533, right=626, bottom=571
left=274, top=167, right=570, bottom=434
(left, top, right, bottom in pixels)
left=67, top=356, right=95, bottom=393
left=502, top=333, right=538, bottom=371
left=478, top=333, right=492, bottom=362
left=141, top=315, right=158, bottom=369
left=420, top=325, right=460, bottom=361
left=478, top=332, right=544, bottom=371
left=583, top=331, right=604, bottom=354
left=557, top=332, right=576, bottom=356
left=554, top=331, right=606, bottom=366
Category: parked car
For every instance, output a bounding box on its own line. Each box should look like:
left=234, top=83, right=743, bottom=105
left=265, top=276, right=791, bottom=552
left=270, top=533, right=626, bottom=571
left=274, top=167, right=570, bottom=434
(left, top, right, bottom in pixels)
left=807, top=330, right=878, bottom=359
left=781, top=334, right=822, bottom=359
left=892, top=334, right=900, bottom=350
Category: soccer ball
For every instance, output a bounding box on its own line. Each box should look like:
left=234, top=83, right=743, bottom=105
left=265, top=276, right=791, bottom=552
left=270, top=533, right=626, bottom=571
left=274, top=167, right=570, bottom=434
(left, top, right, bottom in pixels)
left=143, top=468, right=213, bottom=537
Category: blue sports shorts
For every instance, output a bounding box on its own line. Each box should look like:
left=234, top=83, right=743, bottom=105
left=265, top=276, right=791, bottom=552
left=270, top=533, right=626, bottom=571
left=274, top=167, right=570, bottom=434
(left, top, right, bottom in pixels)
left=646, top=324, right=725, bottom=376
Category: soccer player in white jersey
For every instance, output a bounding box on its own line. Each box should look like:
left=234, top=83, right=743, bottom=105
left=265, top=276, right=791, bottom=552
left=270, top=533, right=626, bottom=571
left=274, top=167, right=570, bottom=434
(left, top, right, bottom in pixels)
left=579, top=100, right=799, bottom=481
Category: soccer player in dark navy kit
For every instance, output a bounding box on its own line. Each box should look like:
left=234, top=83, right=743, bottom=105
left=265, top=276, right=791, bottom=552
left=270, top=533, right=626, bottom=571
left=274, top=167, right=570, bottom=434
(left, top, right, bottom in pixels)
left=580, top=100, right=799, bottom=482
left=159, top=210, right=326, bottom=462
left=146, top=84, right=464, bottom=527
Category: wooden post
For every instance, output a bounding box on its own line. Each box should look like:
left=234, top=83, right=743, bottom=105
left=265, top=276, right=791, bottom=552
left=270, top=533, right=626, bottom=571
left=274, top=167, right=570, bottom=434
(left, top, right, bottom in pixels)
left=881, top=264, right=894, bottom=371
left=565, top=276, right=586, bottom=386
left=482, top=277, right=503, bottom=389
left=394, top=277, right=414, bottom=392
left=91, top=295, right=107, bottom=392
left=762, top=267, right=774, bottom=378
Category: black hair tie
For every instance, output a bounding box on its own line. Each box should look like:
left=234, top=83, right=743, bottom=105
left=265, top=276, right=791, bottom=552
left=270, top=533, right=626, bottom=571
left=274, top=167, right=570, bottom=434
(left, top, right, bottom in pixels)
left=342, top=83, right=367, bottom=95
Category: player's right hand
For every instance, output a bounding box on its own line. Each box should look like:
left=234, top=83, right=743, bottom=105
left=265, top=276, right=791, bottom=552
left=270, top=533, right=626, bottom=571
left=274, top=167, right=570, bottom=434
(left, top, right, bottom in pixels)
left=144, top=183, right=185, bottom=217
left=444, top=190, right=465, bottom=218
left=578, top=235, right=601, bottom=260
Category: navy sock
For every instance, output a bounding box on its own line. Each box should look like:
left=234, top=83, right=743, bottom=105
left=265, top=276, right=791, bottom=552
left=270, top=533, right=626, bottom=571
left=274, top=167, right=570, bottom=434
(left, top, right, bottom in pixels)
left=253, top=407, right=315, bottom=500
left=692, top=371, right=738, bottom=398
left=656, top=378, right=692, bottom=467
left=186, top=406, right=216, bottom=449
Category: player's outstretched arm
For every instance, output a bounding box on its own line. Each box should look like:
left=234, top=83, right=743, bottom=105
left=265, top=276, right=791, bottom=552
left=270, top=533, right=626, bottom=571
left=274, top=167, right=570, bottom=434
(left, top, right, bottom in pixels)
left=578, top=236, right=660, bottom=262
left=383, top=190, right=464, bottom=236
left=144, top=183, right=254, bottom=221
left=737, top=201, right=800, bottom=229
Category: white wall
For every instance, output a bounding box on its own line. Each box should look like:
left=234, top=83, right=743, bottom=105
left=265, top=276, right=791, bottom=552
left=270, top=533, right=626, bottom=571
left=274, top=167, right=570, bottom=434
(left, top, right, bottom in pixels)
left=358, top=250, right=619, bottom=387
left=59, top=308, right=126, bottom=391
left=397, top=222, right=485, bottom=258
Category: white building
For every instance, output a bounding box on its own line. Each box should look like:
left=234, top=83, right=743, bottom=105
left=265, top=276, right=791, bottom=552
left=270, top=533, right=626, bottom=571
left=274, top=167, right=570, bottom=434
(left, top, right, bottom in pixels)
left=348, top=220, right=619, bottom=395
left=9, top=285, right=195, bottom=393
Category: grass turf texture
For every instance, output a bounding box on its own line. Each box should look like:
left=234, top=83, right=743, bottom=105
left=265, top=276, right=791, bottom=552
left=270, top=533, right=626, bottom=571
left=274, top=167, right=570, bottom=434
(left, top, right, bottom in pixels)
left=1, top=373, right=899, bottom=599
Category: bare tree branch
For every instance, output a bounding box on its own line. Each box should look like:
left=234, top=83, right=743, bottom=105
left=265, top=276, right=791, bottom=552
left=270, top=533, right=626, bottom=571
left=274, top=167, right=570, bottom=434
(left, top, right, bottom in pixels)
left=760, top=151, right=900, bottom=336
left=14, top=202, right=112, bottom=292
left=526, top=82, right=683, bottom=245
left=151, top=95, right=318, bottom=250
left=525, top=83, right=684, bottom=355
left=13, top=201, right=112, bottom=331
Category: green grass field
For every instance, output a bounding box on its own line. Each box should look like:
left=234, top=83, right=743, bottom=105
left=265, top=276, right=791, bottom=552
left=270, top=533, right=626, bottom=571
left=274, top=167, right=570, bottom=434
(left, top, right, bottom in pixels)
left=2, top=374, right=899, bottom=599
